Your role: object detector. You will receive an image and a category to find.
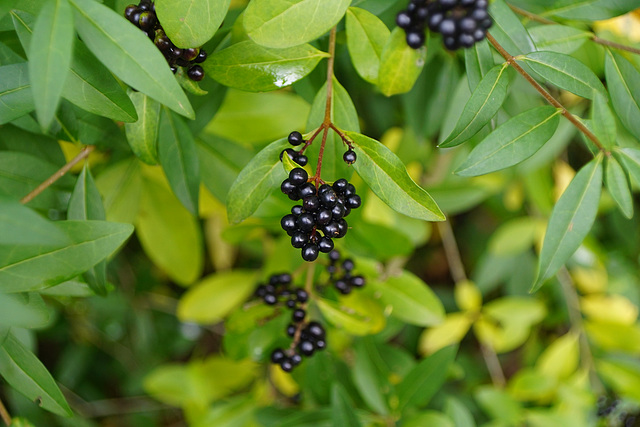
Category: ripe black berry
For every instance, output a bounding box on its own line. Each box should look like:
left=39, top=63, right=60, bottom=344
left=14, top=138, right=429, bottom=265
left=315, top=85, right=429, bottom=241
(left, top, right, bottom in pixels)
left=297, top=213, right=315, bottom=232
left=303, top=195, right=320, bottom=212
left=342, top=259, right=355, bottom=272
left=182, top=47, right=199, bottom=61
left=329, top=249, right=341, bottom=262
left=299, top=340, right=315, bottom=356
left=335, top=279, right=351, bottom=294
left=281, top=214, right=297, bottom=232
left=343, top=150, right=357, bottom=165
left=396, top=11, right=412, bottom=28
left=291, top=354, right=302, bottom=366
left=294, top=154, right=308, bottom=166
left=280, top=359, right=293, bottom=372
left=194, top=49, right=208, bottom=63
left=288, top=131, right=304, bottom=146
left=316, top=340, right=326, bottom=350
left=318, top=236, right=334, bottom=253
left=319, top=188, right=338, bottom=208
left=271, top=348, right=285, bottom=363
left=125, top=5, right=138, bottom=20
left=289, top=168, right=308, bottom=186
left=291, top=232, right=308, bottom=248
left=316, top=209, right=332, bottom=226
left=281, top=179, right=297, bottom=195
left=307, top=322, right=325, bottom=338
left=301, top=243, right=319, bottom=261
left=346, top=195, right=362, bottom=209
left=406, top=31, right=425, bottom=49
left=296, top=289, right=308, bottom=303
left=333, top=179, right=348, bottom=193
left=264, top=294, right=277, bottom=305
left=287, top=324, right=296, bottom=337
left=280, top=148, right=296, bottom=162
left=351, top=275, right=366, bottom=287
left=187, top=65, right=205, bottom=82
left=138, top=11, right=155, bottom=30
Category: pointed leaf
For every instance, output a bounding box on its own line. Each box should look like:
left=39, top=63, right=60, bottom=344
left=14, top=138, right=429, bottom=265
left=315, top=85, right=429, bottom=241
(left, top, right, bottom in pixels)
left=456, top=106, right=561, bottom=176
left=617, top=148, right=640, bottom=185
left=533, top=156, right=603, bottom=291
left=205, top=40, right=328, bottom=92
left=331, top=383, right=362, bottom=427
left=489, top=0, right=535, bottom=56
left=69, top=0, right=194, bottom=118
left=378, top=27, right=426, bottom=96
left=605, top=156, right=633, bottom=219
left=347, top=131, right=444, bottom=222
left=545, top=0, right=639, bottom=21
left=464, top=38, right=493, bottom=91
left=0, top=198, right=69, bottom=246
left=0, top=332, right=72, bottom=416
left=529, top=25, right=590, bottom=55
left=154, top=0, right=230, bottom=48
left=346, top=7, right=390, bottom=84
left=0, top=293, right=51, bottom=329
left=125, top=91, right=160, bottom=165
left=0, top=63, right=34, bottom=124
left=604, top=50, right=640, bottom=141
left=439, top=64, right=513, bottom=148
left=244, top=0, right=350, bottom=49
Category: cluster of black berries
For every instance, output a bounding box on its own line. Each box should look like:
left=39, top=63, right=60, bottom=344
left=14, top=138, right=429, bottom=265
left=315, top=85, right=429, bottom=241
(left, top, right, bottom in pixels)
left=396, top=0, right=492, bottom=50
left=254, top=272, right=309, bottom=307
left=280, top=168, right=362, bottom=262
left=597, top=396, right=640, bottom=427
left=280, top=131, right=309, bottom=167
left=124, top=0, right=207, bottom=81
left=271, top=321, right=326, bottom=372
left=327, top=250, right=365, bottom=294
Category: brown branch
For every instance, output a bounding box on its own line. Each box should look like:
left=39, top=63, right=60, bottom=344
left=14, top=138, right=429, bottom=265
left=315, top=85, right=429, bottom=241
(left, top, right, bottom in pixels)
left=0, top=397, right=11, bottom=426
left=486, top=33, right=609, bottom=155
left=323, top=27, right=337, bottom=126
left=437, top=221, right=467, bottom=284
left=507, top=3, right=555, bottom=24
left=591, top=36, right=640, bottom=56
left=20, top=145, right=96, bottom=205
left=480, top=344, right=507, bottom=388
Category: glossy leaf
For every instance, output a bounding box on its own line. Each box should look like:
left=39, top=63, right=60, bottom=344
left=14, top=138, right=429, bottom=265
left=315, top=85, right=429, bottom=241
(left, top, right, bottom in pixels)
left=489, top=0, right=535, bottom=56
left=125, top=91, right=160, bottom=165
left=331, top=383, right=362, bottom=427
left=0, top=63, right=34, bottom=124
left=244, top=0, right=350, bottom=49
left=345, top=7, right=389, bottom=84
left=158, top=108, right=200, bottom=215
left=0, top=332, right=72, bottom=416
left=529, top=25, right=590, bottom=55
left=347, top=131, right=444, bottom=221
left=533, top=156, right=603, bottom=291
left=155, top=0, right=230, bottom=48
left=0, top=198, right=69, bottom=246
left=69, top=0, right=194, bottom=118
left=439, top=64, right=513, bottom=148
left=522, top=51, right=605, bottom=99
left=456, top=106, right=561, bottom=176
left=29, top=0, right=74, bottom=130
left=604, top=156, right=633, bottom=219
left=604, top=50, right=640, bottom=141
left=226, top=138, right=289, bottom=224
left=205, top=40, right=328, bottom=92
left=378, top=27, right=426, bottom=96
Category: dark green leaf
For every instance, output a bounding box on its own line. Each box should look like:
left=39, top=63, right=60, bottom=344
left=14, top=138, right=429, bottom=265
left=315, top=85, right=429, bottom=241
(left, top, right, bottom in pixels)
left=544, top=0, right=639, bottom=21
left=205, top=40, right=328, bottom=92
left=125, top=91, right=160, bottom=165
left=604, top=50, right=640, bottom=141
left=591, top=91, right=616, bottom=151
left=197, top=135, right=252, bottom=203
left=489, top=0, right=535, bottom=56
left=456, top=106, right=561, bottom=176
left=352, top=340, right=390, bottom=415
left=533, top=156, right=603, bottom=291
left=522, top=51, right=605, bottom=99
left=378, top=27, right=426, bottom=96
left=29, top=0, right=74, bottom=130
left=155, top=0, right=230, bottom=48
left=69, top=0, right=194, bottom=118
left=347, top=131, right=444, bottom=222
left=331, top=383, right=362, bottom=427
left=158, top=108, right=200, bottom=215
left=243, top=0, right=350, bottom=49
left=464, top=38, right=493, bottom=91
left=529, top=25, right=591, bottom=55
left=0, top=332, right=72, bottom=416
left=345, top=7, right=389, bottom=84
left=0, top=198, right=69, bottom=246
left=439, top=64, right=513, bottom=148
left=0, top=63, right=33, bottom=124
left=605, top=156, right=633, bottom=219
left=226, top=138, right=288, bottom=224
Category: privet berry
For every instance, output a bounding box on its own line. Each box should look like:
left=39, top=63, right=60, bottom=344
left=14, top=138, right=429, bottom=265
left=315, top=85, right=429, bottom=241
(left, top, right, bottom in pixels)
left=397, top=0, right=492, bottom=50
left=327, top=249, right=366, bottom=295
left=280, top=131, right=309, bottom=166
left=124, top=1, right=208, bottom=81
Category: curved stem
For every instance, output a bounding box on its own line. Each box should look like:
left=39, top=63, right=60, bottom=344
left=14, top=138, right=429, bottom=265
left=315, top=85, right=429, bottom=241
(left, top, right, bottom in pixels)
left=0, top=397, right=11, bottom=426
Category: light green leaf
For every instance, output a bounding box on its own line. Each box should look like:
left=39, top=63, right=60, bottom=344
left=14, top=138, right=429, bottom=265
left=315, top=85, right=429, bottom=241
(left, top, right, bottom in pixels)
left=0, top=220, right=133, bottom=293
left=488, top=217, right=541, bottom=257
left=0, top=198, right=69, bottom=246
left=0, top=293, right=50, bottom=329
left=155, top=0, right=230, bottom=48
left=456, top=106, right=561, bottom=176
left=440, top=64, right=513, bottom=148
left=331, top=383, right=362, bottom=427
left=346, top=7, right=390, bottom=84
left=489, top=0, right=535, bottom=56
left=445, top=396, right=476, bottom=427
left=591, top=91, right=616, bottom=151
left=244, top=0, right=350, bottom=49
left=347, top=131, right=444, bottom=222
left=158, top=108, right=200, bottom=215
left=370, top=270, right=444, bottom=327
left=177, top=271, right=257, bottom=324
left=533, top=156, right=603, bottom=291
left=95, top=158, right=143, bottom=224
left=125, top=92, right=160, bottom=165
left=529, top=25, right=591, bottom=55
left=378, top=27, right=426, bottom=96
left=69, top=0, right=194, bottom=118
left=0, top=332, right=72, bottom=416
left=604, top=50, right=640, bottom=141
left=536, top=332, right=579, bottom=380
left=404, top=411, right=455, bottom=427
left=205, top=40, right=328, bottom=92
left=317, top=293, right=385, bottom=336
left=617, top=147, right=640, bottom=186
left=522, top=51, right=605, bottom=99
left=605, top=156, right=633, bottom=219
left=226, top=138, right=288, bottom=224
left=0, top=63, right=34, bottom=124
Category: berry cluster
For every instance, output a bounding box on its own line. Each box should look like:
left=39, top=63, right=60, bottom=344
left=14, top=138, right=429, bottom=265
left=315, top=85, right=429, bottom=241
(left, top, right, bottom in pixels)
left=124, top=0, right=207, bottom=81
left=396, top=0, right=492, bottom=50
left=280, top=168, right=362, bottom=262
left=327, top=250, right=366, bottom=294
left=280, top=131, right=309, bottom=167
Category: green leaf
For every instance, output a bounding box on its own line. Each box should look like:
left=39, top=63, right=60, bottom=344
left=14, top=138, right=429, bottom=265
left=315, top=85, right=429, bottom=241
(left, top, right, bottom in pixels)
left=177, top=271, right=257, bottom=324
left=533, top=156, right=603, bottom=291
left=370, top=270, right=444, bottom=327
left=0, top=220, right=133, bottom=293
left=464, top=38, right=493, bottom=91
left=0, top=198, right=69, bottom=246
left=125, top=91, right=160, bottom=165
left=68, top=165, right=108, bottom=295
left=347, top=131, right=444, bottom=222
left=604, top=50, right=640, bottom=141
left=95, top=158, right=143, bottom=224
left=543, top=0, right=639, bottom=21
left=591, top=91, right=616, bottom=151
left=489, top=0, right=535, bottom=56
left=0, top=293, right=51, bottom=329
left=154, top=0, right=230, bottom=48
left=456, top=106, right=561, bottom=176
left=345, top=7, right=389, bottom=84
left=29, top=0, right=74, bottom=130
left=243, top=0, right=350, bottom=49
left=0, top=63, right=34, bottom=124
left=529, top=25, right=591, bottom=55
left=378, top=27, right=426, bottom=96
left=226, top=138, right=288, bottom=224
left=522, top=51, right=605, bottom=99
left=604, top=156, right=633, bottom=219
left=205, top=40, right=328, bottom=92
left=444, top=396, right=476, bottom=427
left=331, top=383, right=362, bottom=427
left=404, top=411, right=455, bottom=427
left=352, top=340, right=390, bottom=415
left=439, top=64, right=513, bottom=148
left=317, top=293, right=385, bottom=336
left=617, top=148, right=640, bottom=185
left=396, top=345, right=457, bottom=410
left=0, top=332, right=72, bottom=416
left=69, top=0, right=194, bottom=118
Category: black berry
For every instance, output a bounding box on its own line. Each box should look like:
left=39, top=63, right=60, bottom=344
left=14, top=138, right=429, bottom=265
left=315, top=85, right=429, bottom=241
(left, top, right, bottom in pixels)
left=187, top=65, right=205, bottom=82
left=288, top=131, right=304, bottom=146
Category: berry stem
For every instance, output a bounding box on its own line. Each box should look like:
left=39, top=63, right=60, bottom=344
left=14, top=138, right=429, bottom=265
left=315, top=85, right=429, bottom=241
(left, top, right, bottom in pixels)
left=299, top=126, right=324, bottom=155
left=0, top=396, right=11, bottom=427
left=329, top=123, right=353, bottom=149
left=287, top=263, right=316, bottom=354
left=486, top=33, right=609, bottom=155
left=323, top=27, right=337, bottom=127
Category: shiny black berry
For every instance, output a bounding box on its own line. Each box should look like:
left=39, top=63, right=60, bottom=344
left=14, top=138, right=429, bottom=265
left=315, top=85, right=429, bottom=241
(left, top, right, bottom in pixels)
left=288, top=131, right=304, bottom=146
left=297, top=213, right=315, bottom=232
left=406, top=31, right=425, bottom=49
left=194, top=49, right=208, bottom=63
left=286, top=324, right=296, bottom=337
left=294, top=154, right=308, bottom=166
left=187, top=65, right=205, bottom=82
left=298, top=183, right=316, bottom=198
left=318, top=236, right=334, bottom=253
left=299, top=341, right=315, bottom=356
left=271, top=348, right=285, bottom=363
left=329, top=249, right=341, bottom=262
left=289, top=168, right=308, bottom=186
left=301, top=243, right=319, bottom=262
left=280, top=359, right=293, bottom=372
left=182, top=48, right=199, bottom=61
left=281, top=214, right=297, bottom=232
left=343, top=150, right=357, bottom=165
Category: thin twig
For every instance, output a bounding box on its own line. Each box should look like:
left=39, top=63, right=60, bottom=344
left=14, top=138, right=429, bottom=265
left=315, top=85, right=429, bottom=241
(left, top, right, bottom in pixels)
left=437, top=221, right=467, bottom=283
left=0, top=397, right=11, bottom=426
left=507, top=3, right=555, bottom=24
left=288, top=263, right=315, bottom=353
left=20, top=145, right=96, bottom=205
left=323, top=27, right=337, bottom=126
left=591, top=36, right=640, bottom=56
left=480, top=344, right=507, bottom=387
left=486, top=33, right=609, bottom=155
